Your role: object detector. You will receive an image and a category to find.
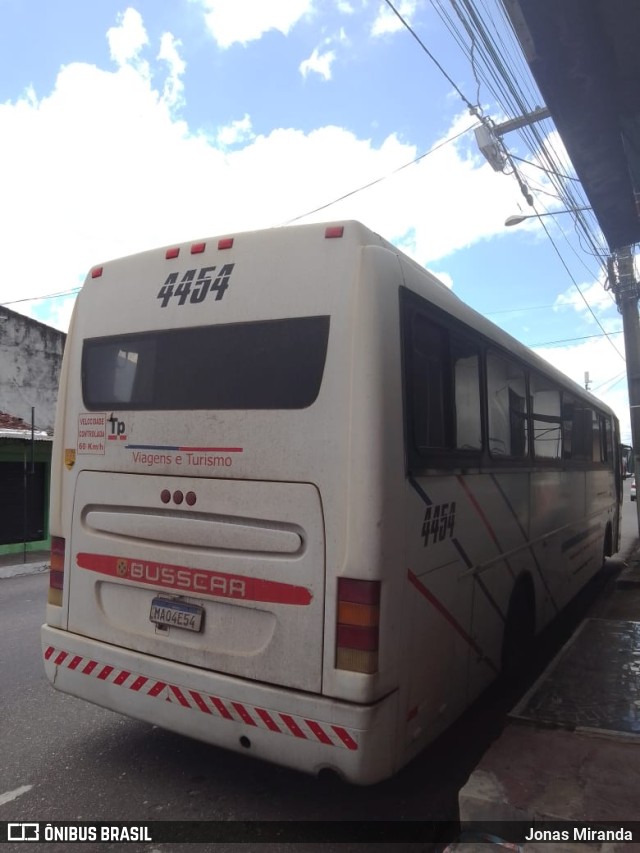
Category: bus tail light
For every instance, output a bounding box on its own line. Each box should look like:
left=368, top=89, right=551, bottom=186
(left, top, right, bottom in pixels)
left=48, top=536, right=65, bottom=606
left=336, top=578, right=380, bottom=674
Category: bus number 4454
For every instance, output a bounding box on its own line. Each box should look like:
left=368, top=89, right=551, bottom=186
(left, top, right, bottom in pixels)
left=421, top=502, right=456, bottom=547
left=157, top=264, right=235, bottom=308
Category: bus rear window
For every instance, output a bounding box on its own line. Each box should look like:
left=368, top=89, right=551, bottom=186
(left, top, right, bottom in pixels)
left=82, top=316, right=330, bottom=410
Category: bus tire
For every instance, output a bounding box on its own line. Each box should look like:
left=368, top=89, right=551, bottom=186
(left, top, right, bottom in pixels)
left=501, top=577, right=535, bottom=679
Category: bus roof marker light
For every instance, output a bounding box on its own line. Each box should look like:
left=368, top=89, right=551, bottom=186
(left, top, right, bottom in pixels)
left=191, top=242, right=206, bottom=254
left=91, top=266, right=103, bottom=279
left=165, top=247, right=180, bottom=259
left=218, top=238, right=234, bottom=250
left=325, top=226, right=344, bottom=239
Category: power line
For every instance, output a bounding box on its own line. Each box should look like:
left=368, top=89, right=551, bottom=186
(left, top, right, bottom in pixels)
left=383, top=0, right=480, bottom=115
left=529, top=330, right=623, bottom=348
left=1, top=288, right=80, bottom=307
left=509, top=153, right=581, bottom=183
left=536, top=216, right=625, bottom=362
left=283, top=121, right=478, bottom=225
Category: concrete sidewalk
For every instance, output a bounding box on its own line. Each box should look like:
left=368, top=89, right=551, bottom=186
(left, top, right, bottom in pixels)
left=455, top=552, right=640, bottom=851
left=0, top=550, right=49, bottom=579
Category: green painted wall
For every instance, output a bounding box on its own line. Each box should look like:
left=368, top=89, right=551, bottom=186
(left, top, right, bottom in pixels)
left=0, top=438, right=52, bottom=557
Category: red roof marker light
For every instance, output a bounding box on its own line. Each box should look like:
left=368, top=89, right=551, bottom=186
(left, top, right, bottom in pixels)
left=218, top=237, right=234, bottom=250
left=165, top=247, right=180, bottom=259
left=325, top=226, right=344, bottom=239
left=191, top=242, right=206, bottom=254
left=91, top=266, right=103, bottom=279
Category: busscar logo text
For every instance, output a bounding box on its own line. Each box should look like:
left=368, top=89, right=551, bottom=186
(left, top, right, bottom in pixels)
left=157, top=264, right=235, bottom=307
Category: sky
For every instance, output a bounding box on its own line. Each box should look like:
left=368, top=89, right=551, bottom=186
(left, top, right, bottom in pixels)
left=0, top=0, right=633, bottom=441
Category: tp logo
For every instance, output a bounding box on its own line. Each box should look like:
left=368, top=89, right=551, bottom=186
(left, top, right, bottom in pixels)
left=108, top=414, right=127, bottom=441
left=8, top=824, right=39, bottom=842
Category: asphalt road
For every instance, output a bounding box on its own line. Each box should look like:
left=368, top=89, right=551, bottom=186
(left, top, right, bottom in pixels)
left=1, top=483, right=637, bottom=853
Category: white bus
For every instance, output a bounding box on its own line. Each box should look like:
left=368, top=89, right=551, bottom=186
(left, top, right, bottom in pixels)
left=42, top=221, right=621, bottom=784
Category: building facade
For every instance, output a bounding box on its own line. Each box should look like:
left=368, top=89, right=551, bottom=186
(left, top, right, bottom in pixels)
left=0, top=309, right=66, bottom=558
left=0, top=306, right=66, bottom=432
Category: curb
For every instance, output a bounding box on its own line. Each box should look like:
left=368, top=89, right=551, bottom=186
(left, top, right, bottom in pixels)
left=615, top=561, right=640, bottom=588
left=0, top=561, right=49, bottom=580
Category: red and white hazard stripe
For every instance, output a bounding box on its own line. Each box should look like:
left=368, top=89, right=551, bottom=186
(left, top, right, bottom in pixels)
left=44, top=645, right=358, bottom=751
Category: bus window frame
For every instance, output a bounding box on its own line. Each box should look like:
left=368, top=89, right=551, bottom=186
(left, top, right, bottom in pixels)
left=399, top=287, right=617, bottom=477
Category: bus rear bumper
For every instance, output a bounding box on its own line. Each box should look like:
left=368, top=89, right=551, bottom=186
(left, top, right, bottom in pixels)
left=41, top=625, right=399, bottom=785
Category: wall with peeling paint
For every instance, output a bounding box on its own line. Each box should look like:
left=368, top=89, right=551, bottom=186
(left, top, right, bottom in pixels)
left=0, top=307, right=66, bottom=431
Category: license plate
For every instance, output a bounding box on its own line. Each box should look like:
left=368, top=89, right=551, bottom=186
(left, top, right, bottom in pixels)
left=150, top=597, right=204, bottom=633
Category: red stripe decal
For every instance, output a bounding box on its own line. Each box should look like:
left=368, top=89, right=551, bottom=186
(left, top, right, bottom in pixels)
left=170, top=685, right=190, bottom=707
left=42, top=645, right=360, bottom=752
left=305, top=720, right=333, bottom=745
left=97, top=665, right=114, bottom=680
left=456, top=475, right=514, bottom=578
left=255, top=708, right=281, bottom=732
left=210, top=696, right=234, bottom=720
left=189, top=691, right=212, bottom=714
left=76, top=552, right=312, bottom=606
left=332, top=726, right=358, bottom=750
left=179, top=446, right=243, bottom=453
left=232, top=702, right=257, bottom=726
left=280, top=714, right=307, bottom=739
left=408, top=570, right=498, bottom=674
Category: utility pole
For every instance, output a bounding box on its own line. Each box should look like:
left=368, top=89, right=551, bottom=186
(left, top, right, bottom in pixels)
left=608, top=247, right=640, bottom=531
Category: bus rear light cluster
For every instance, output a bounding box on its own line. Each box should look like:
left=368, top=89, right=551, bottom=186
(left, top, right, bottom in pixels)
left=48, top=536, right=65, bottom=606
left=335, top=578, right=380, bottom=674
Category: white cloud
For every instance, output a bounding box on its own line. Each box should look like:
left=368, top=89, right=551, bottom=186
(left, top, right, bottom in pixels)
left=157, top=33, right=186, bottom=109
left=300, top=29, right=347, bottom=80
left=371, top=0, right=417, bottom=36
left=300, top=47, right=337, bottom=80
left=107, top=8, right=149, bottom=68
left=193, top=0, right=314, bottom=48
left=554, top=278, right=617, bottom=326
left=216, top=113, right=255, bottom=147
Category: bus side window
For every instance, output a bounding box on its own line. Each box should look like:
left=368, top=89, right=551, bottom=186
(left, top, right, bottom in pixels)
left=530, top=373, right=562, bottom=460
left=604, top=415, right=613, bottom=462
left=451, top=336, right=482, bottom=450
left=486, top=352, right=528, bottom=457
left=408, top=312, right=482, bottom=454
left=563, top=394, right=593, bottom=461
left=592, top=411, right=603, bottom=462
left=410, top=314, right=448, bottom=449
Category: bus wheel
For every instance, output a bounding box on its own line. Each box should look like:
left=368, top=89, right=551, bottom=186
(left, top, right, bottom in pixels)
left=501, top=579, right=535, bottom=679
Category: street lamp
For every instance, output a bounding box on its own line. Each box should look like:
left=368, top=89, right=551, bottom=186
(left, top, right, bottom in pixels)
left=504, top=206, right=592, bottom=227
